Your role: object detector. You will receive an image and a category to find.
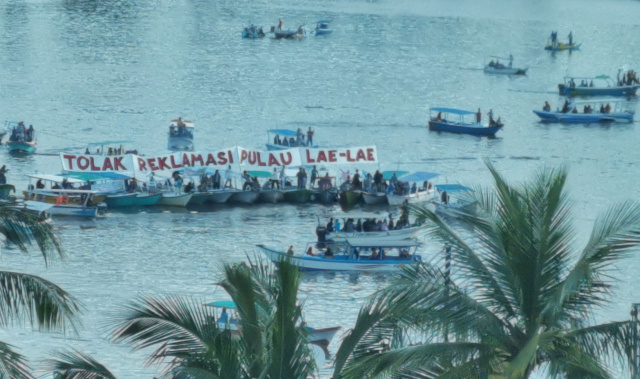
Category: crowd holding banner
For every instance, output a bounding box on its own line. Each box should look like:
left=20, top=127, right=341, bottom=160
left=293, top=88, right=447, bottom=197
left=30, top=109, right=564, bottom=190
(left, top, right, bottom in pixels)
left=60, top=146, right=378, bottom=176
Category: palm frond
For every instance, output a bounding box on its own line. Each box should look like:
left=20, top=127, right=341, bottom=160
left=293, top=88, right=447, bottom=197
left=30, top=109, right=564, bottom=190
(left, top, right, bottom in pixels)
left=109, top=295, right=216, bottom=368
left=0, top=271, right=82, bottom=332
left=0, top=207, right=63, bottom=265
left=43, top=348, right=117, bottom=379
left=0, top=340, right=33, bottom=379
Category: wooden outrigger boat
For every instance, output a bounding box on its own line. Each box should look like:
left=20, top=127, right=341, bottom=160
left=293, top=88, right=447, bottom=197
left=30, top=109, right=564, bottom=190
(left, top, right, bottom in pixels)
left=533, top=100, right=634, bottom=123
left=258, top=239, right=423, bottom=272
left=544, top=42, right=581, bottom=51
left=428, top=108, right=503, bottom=137
left=558, top=75, right=640, bottom=97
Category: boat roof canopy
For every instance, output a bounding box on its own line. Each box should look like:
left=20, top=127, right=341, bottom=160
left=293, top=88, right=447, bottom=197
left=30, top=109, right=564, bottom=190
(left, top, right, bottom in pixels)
left=399, top=171, right=439, bottom=182
left=382, top=170, right=409, bottom=180
left=430, top=108, right=475, bottom=115
left=565, top=75, right=611, bottom=80
left=205, top=300, right=236, bottom=309
left=64, top=172, right=133, bottom=181
left=268, top=129, right=298, bottom=136
left=27, top=174, right=85, bottom=184
left=345, top=238, right=420, bottom=248
left=247, top=170, right=273, bottom=178
left=436, top=184, right=473, bottom=192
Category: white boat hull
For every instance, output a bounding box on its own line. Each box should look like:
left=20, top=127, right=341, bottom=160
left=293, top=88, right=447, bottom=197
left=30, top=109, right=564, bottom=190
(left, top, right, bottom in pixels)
left=258, top=245, right=420, bottom=272
left=229, top=191, right=259, bottom=204
left=158, top=193, right=193, bottom=207
left=387, top=189, right=434, bottom=206
left=361, top=192, right=387, bottom=205
left=207, top=190, right=235, bottom=204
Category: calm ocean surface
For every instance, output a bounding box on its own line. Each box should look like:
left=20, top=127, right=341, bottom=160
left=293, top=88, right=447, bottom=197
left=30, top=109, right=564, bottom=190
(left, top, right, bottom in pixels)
left=2, top=0, right=640, bottom=377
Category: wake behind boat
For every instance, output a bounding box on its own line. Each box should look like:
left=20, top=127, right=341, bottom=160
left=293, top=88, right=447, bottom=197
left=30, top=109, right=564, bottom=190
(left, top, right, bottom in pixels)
left=428, top=108, right=503, bottom=137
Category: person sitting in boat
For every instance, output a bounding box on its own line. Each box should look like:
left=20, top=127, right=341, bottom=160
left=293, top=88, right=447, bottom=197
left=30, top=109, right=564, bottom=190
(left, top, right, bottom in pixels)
left=351, top=169, right=362, bottom=191
left=561, top=100, right=571, bottom=113
left=476, top=108, right=482, bottom=124
left=287, top=245, right=294, bottom=255
left=344, top=218, right=355, bottom=232
left=381, top=220, right=389, bottom=231
left=354, top=219, right=362, bottom=232
left=496, top=117, right=502, bottom=126
left=289, top=137, right=295, bottom=146
left=184, top=181, right=194, bottom=193
left=306, top=246, right=316, bottom=257
left=410, top=182, right=417, bottom=194
left=52, top=183, right=61, bottom=189
left=400, top=248, right=411, bottom=259
left=324, top=247, right=334, bottom=259
left=441, top=190, right=449, bottom=205
left=604, top=103, right=611, bottom=114
left=369, top=249, right=380, bottom=260
left=488, top=60, right=495, bottom=67
left=571, top=107, right=578, bottom=114
left=24, top=125, right=34, bottom=141
left=326, top=218, right=335, bottom=233
left=36, top=179, right=45, bottom=189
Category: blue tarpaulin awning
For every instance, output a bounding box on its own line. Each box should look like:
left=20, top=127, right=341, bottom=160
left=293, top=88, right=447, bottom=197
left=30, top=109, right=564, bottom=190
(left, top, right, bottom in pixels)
left=399, top=172, right=439, bottom=183
left=435, top=184, right=473, bottom=192
left=430, top=108, right=475, bottom=115
left=205, top=300, right=236, bottom=308
left=268, top=129, right=299, bottom=137
left=64, top=172, right=133, bottom=181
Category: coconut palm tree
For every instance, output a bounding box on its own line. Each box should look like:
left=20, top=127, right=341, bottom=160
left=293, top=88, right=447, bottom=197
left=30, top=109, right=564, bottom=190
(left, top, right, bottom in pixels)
left=0, top=207, right=82, bottom=378
left=44, top=349, right=117, bottom=379
left=334, top=162, right=640, bottom=378
left=109, top=257, right=317, bottom=378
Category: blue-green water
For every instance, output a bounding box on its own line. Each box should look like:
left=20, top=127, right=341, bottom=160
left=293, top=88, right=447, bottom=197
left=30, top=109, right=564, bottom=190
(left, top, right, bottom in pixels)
left=2, top=0, right=640, bottom=377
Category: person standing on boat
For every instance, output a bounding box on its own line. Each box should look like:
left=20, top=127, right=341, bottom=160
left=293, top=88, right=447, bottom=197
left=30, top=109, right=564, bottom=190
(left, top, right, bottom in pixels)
left=310, top=165, right=318, bottom=188
left=508, top=54, right=513, bottom=69
left=279, top=165, right=287, bottom=188
left=0, top=166, right=7, bottom=185
left=278, top=19, right=283, bottom=31
left=270, top=168, right=280, bottom=189
left=476, top=108, right=482, bottom=124
left=307, top=127, right=314, bottom=146
left=224, top=165, right=234, bottom=189
left=212, top=170, right=221, bottom=189
left=301, top=168, right=308, bottom=189
left=568, top=31, right=573, bottom=45
left=351, top=169, right=362, bottom=191
left=488, top=109, right=494, bottom=126
left=326, top=218, right=335, bottom=232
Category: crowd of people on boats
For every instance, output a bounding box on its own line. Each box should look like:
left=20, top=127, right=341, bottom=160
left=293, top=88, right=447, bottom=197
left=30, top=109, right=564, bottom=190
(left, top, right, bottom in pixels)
left=566, top=79, right=594, bottom=88
left=243, top=24, right=265, bottom=37
left=619, top=70, right=639, bottom=86
left=546, top=100, right=614, bottom=114
left=169, top=117, right=193, bottom=138
left=8, top=122, right=35, bottom=143
left=272, top=127, right=314, bottom=147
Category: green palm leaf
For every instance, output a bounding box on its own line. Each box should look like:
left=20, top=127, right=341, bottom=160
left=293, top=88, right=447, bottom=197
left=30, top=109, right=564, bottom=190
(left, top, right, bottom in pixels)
left=0, top=340, right=33, bottom=379
left=0, top=207, right=62, bottom=265
left=43, top=348, right=117, bottom=379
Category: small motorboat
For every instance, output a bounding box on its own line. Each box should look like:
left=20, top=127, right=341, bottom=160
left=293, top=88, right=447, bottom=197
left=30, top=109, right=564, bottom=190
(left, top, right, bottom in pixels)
left=361, top=191, right=387, bottom=205
left=266, top=128, right=316, bottom=150
left=241, top=25, right=265, bottom=38
left=316, top=215, right=419, bottom=244
left=428, top=107, right=504, bottom=137
left=24, top=188, right=106, bottom=217
left=315, top=20, right=332, bottom=35
left=386, top=172, right=439, bottom=206
left=483, top=55, right=528, bottom=75
left=6, top=121, right=36, bottom=154
left=313, top=188, right=338, bottom=205
left=339, top=189, right=362, bottom=209
left=258, top=239, right=423, bottom=272
left=533, top=100, right=634, bottom=123
left=272, top=25, right=305, bottom=40
left=558, top=74, right=640, bottom=97
left=168, top=118, right=194, bottom=151
left=432, top=184, right=477, bottom=219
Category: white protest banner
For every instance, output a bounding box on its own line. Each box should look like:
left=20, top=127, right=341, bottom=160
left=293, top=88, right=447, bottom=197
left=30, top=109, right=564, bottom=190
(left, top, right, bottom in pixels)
left=236, top=146, right=302, bottom=169
left=302, top=146, right=378, bottom=165
left=60, top=153, right=137, bottom=172
left=134, top=149, right=236, bottom=173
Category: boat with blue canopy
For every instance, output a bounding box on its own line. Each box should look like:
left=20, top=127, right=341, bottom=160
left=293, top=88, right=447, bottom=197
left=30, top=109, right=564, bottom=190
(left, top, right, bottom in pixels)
left=558, top=75, right=640, bottom=97
left=315, top=20, right=332, bottom=35
left=432, top=184, right=477, bottom=218
left=386, top=171, right=439, bottom=206
left=533, top=100, right=634, bottom=123
left=428, top=108, right=503, bottom=136
left=64, top=171, right=163, bottom=208
left=266, top=129, right=316, bottom=150
left=258, top=238, right=422, bottom=272
left=205, top=300, right=341, bottom=353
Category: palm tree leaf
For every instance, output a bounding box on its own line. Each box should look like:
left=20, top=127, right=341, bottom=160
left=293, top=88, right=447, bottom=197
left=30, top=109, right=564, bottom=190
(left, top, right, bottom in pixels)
left=0, top=207, right=63, bottom=265
left=169, top=366, right=221, bottom=379
left=43, top=348, right=117, bottom=379
left=109, top=295, right=216, bottom=368
left=0, top=271, right=82, bottom=332
left=0, top=340, right=33, bottom=379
